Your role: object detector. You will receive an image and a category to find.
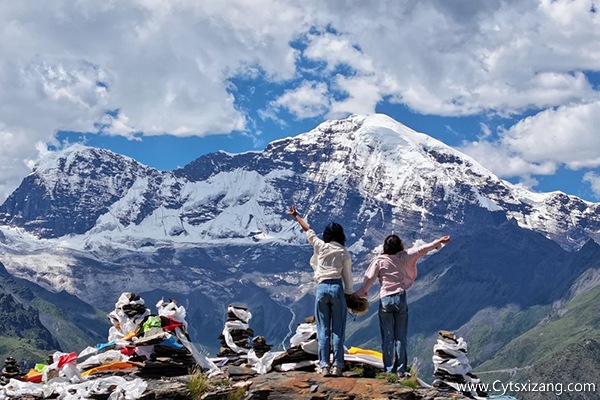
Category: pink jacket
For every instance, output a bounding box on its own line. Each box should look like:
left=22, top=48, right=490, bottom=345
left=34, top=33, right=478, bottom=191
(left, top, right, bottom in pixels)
left=356, top=238, right=446, bottom=298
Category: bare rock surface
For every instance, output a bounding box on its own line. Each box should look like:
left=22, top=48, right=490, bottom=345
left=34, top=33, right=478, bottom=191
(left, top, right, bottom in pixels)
left=203, top=371, right=472, bottom=400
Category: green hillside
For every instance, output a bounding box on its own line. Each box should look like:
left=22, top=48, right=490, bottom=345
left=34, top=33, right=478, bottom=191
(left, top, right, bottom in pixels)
left=475, top=284, right=600, bottom=382
left=0, top=262, right=109, bottom=368
left=0, top=292, right=60, bottom=368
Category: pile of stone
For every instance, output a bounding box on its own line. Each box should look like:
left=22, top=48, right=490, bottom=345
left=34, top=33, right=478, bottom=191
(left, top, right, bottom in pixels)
left=0, top=292, right=220, bottom=399
left=217, top=305, right=273, bottom=368
left=217, top=305, right=254, bottom=365
left=432, top=330, right=486, bottom=398
left=104, top=293, right=199, bottom=378
left=271, top=316, right=318, bottom=372
left=252, top=336, right=273, bottom=358
left=0, top=357, right=21, bottom=385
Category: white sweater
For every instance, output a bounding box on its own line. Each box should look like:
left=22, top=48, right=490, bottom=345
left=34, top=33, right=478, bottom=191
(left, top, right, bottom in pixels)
left=306, top=229, right=353, bottom=294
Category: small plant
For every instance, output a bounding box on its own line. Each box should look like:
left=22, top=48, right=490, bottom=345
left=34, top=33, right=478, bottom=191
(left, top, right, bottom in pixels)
left=349, top=365, right=364, bottom=376
left=399, top=374, right=420, bottom=388
left=375, top=363, right=421, bottom=387
left=226, top=387, right=246, bottom=400
left=375, top=372, right=399, bottom=383
left=188, top=367, right=209, bottom=400
left=212, top=378, right=232, bottom=387
left=399, top=364, right=421, bottom=388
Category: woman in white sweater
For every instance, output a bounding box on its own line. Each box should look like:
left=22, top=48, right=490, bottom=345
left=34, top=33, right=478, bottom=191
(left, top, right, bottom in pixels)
left=288, top=206, right=354, bottom=377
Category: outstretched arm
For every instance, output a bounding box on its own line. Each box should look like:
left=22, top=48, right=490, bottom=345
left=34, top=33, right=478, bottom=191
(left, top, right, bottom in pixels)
left=438, top=235, right=451, bottom=247
left=413, top=235, right=451, bottom=257
left=287, top=206, right=310, bottom=232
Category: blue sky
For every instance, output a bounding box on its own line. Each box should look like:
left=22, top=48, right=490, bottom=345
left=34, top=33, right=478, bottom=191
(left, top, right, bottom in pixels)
left=2, top=0, right=600, bottom=201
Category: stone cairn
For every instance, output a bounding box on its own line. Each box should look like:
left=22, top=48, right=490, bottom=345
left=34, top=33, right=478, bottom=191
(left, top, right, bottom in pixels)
left=271, top=316, right=319, bottom=372
left=432, top=330, right=487, bottom=398
left=217, top=305, right=272, bottom=366
left=0, top=357, right=21, bottom=385
left=252, top=336, right=273, bottom=358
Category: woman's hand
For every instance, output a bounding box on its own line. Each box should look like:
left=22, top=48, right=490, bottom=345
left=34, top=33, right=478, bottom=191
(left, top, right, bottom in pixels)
left=440, top=235, right=451, bottom=243
left=288, top=206, right=310, bottom=231
left=287, top=206, right=299, bottom=217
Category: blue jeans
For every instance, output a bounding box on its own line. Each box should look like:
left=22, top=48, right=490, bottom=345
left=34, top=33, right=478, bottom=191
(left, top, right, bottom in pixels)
left=379, top=292, right=408, bottom=373
left=315, top=279, right=347, bottom=368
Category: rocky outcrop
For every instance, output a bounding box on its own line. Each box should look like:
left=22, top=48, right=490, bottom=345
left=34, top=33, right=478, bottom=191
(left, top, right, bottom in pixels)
left=139, top=371, right=474, bottom=400
left=242, top=371, right=473, bottom=400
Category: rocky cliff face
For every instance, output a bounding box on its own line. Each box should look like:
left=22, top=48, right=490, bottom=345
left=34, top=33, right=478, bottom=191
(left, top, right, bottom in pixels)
left=0, top=145, right=174, bottom=238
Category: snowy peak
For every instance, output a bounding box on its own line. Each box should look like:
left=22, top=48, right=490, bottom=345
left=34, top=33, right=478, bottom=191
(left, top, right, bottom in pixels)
left=267, top=114, right=600, bottom=249
left=263, top=114, right=499, bottom=209
left=0, top=144, right=172, bottom=238
left=0, top=114, right=599, bottom=250
left=33, top=144, right=152, bottom=182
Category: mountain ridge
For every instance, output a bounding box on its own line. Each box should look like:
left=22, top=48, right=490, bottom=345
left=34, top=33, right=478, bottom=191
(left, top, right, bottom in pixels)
left=2, top=114, right=598, bottom=252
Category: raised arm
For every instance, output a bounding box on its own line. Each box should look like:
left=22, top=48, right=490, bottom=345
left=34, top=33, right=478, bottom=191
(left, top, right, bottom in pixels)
left=412, top=235, right=451, bottom=258
left=287, top=206, right=310, bottom=232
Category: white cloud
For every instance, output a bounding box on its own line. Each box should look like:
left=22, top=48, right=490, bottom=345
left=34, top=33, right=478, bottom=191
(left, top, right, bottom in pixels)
left=304, top=32, right=374, bottom=74
left=1, top=0, right=600, bottom=200
left=502, top=102, right=600, bottom=169
left=0, top=0, right=311, bottom=199
left=308, top=0, right=600, bottom=115
left=328, top=75, right=384, bottom=118
left=458, top=101, right=600, bottom=192
left=458, top=140, right=558, bottom=178
left=583, top=172, right=600, bottom=198
left=269, top=81, right=330, bottom=119
left=479, top=123, right=492, bottom=140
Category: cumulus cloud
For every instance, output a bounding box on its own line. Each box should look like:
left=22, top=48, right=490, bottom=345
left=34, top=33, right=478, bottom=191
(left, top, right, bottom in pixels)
left=459, top=101, right=600, bottom=180
left=310, top=0, right=600, bottom=115
left=1, top=0, right=600, bottom=200
left=0, top=0, right=309, bottom=198
left=583, top=172, right=600, bottom=198
left=303, top=32, right=374, bottom=74
left=269, top=81, right=330, bottom=119
left=328, top=75, right=385, bottom=118
left=458, top=140, right=558, bottom=178
left=502, top=102, right=600, bottom=169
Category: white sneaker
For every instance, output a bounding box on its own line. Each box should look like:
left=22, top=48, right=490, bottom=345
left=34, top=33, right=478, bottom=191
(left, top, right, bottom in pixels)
left=331, top=365, right=342, bottom=377
left=397, top=371, right=411, bottom=379
left=319, top=366, right=331, bottom=377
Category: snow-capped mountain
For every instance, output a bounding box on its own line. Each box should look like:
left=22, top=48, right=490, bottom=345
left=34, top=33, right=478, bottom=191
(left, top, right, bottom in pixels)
left=1, top=114, right=598, bottom=250
left=0, top=113, right=599, bottom=357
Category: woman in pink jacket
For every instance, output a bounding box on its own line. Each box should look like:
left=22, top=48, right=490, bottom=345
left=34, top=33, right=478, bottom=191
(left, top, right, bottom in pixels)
left=354, top=234, right=450, bottom=377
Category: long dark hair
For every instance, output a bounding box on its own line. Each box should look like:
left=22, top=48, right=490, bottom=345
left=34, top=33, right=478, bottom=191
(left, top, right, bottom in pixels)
left=383, top=234, right=403, bottom=255
left=323, top=222, right=346, bottom=246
